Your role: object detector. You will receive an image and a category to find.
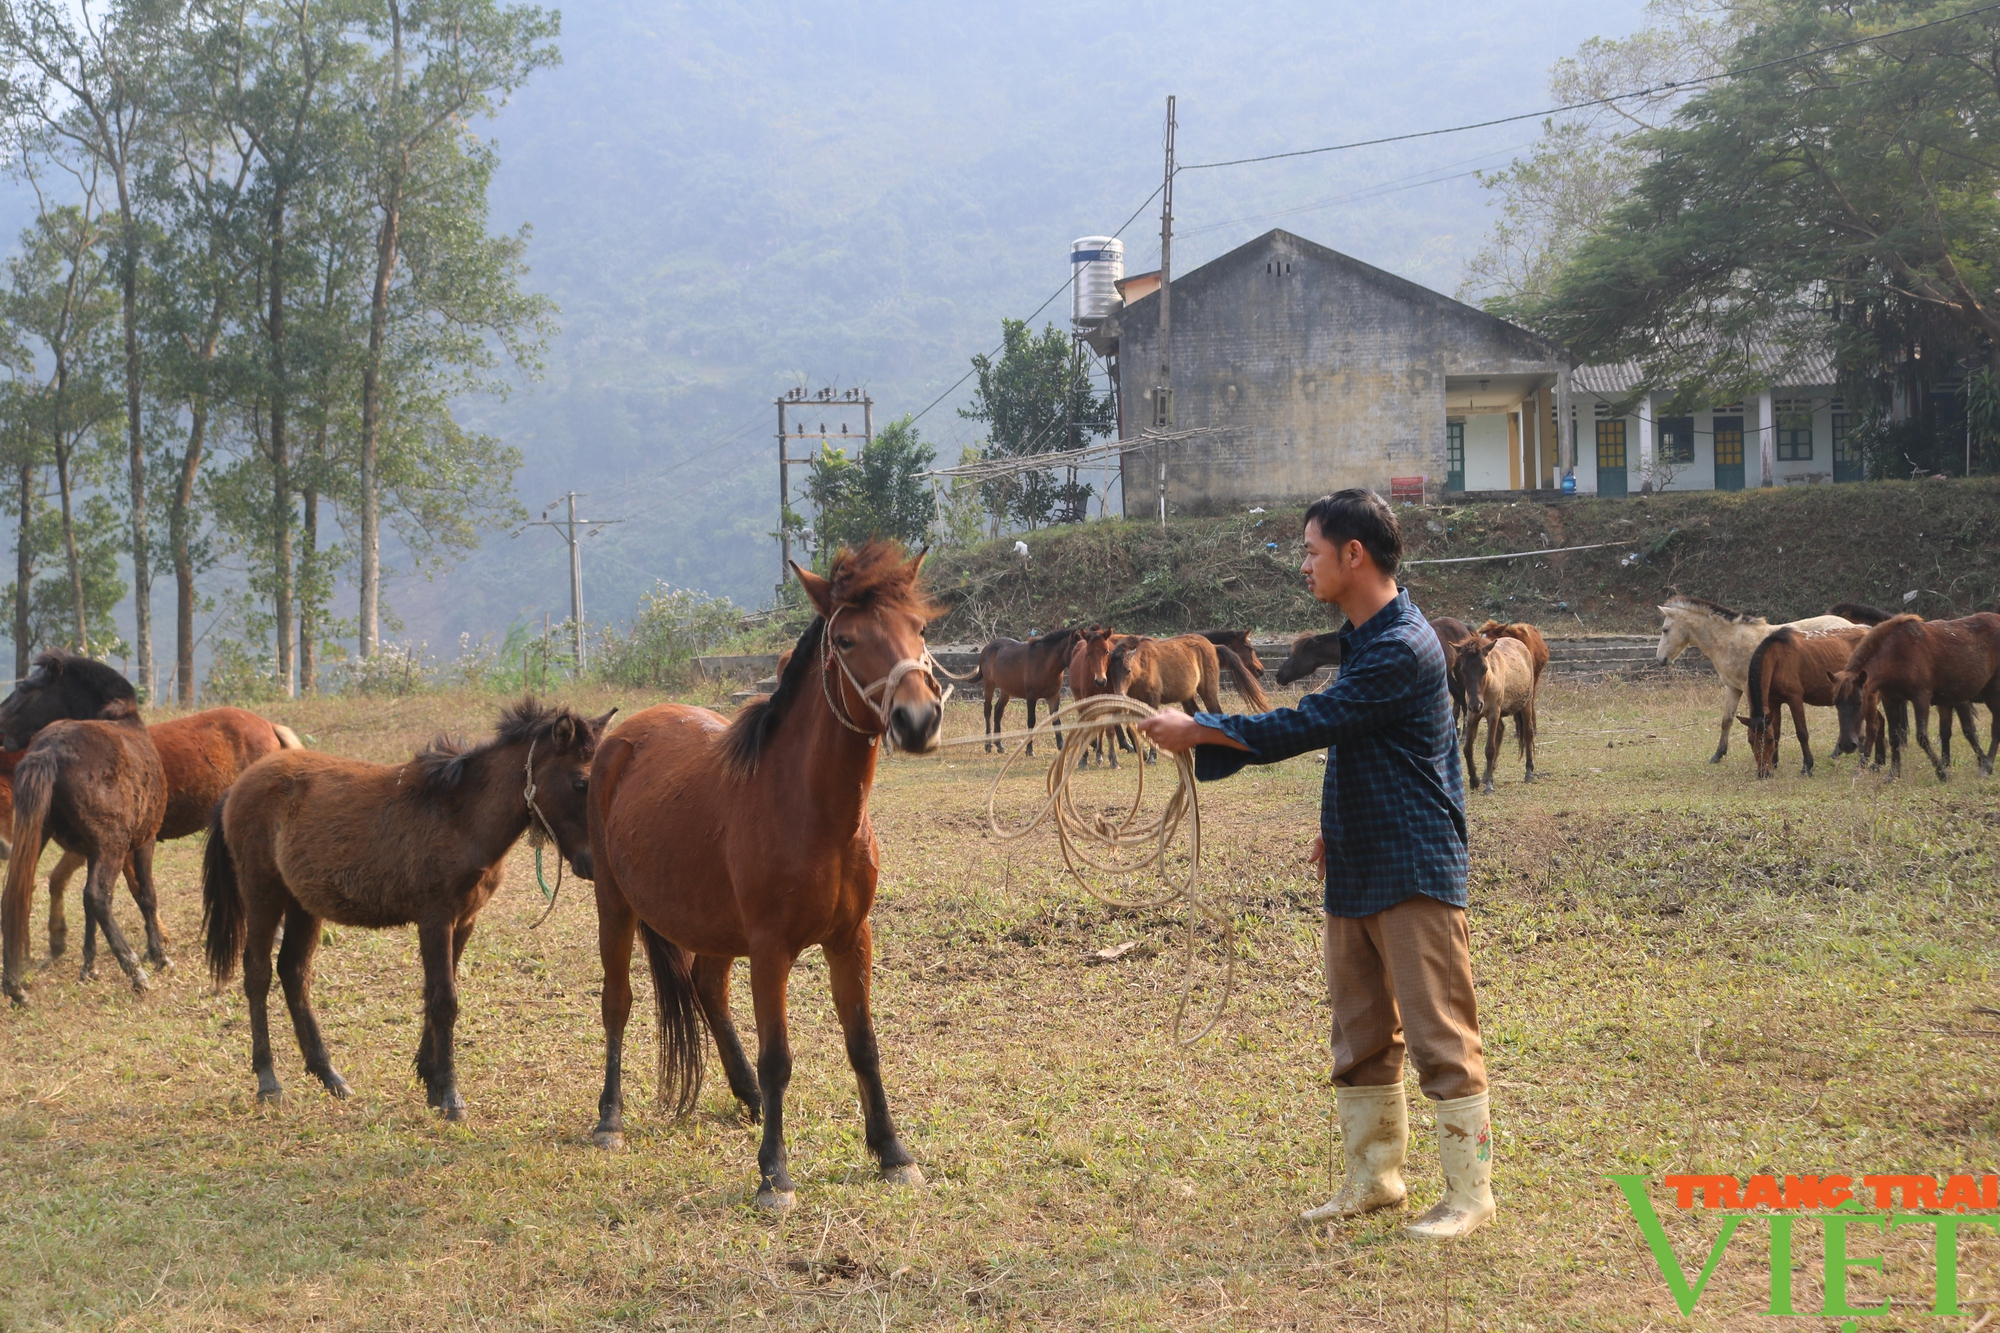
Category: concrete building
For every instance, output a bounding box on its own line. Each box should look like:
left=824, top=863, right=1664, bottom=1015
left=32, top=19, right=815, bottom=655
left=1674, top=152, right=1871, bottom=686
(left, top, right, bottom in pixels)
left=1085, top=227, right=1859, bottom=506
left=1089, top=228, right=1569, bottom=515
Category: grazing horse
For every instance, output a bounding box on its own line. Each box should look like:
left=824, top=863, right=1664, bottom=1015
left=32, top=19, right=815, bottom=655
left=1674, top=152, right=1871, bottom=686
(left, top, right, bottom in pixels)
left=0, top=707, right=303, bottom=961
left=1455, top=635, right=1539, bottom=790
left=587, top=542, right=943, bottom=1211
left=1830, top=602, right=1896, bottom=626
left=0, top=652, right=167, bottom=1003
left=1655, top=595, right=1855, bottom=762
left=1831, top=614, right=2000, bottom=781
left=973, top=627, right=1080, bottom=755
left=1273, top=631, right=1342, bottom=686
left=1740, top=625, right=1867, bottom=778
left=202, top=699, right=607, bottom=1115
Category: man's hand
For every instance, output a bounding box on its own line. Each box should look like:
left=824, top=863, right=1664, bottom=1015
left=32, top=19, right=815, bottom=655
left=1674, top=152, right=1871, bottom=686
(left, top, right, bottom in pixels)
left=1308, top=833, right=1325, bottom=882
left=1133, top=710, right=1247, bottom=756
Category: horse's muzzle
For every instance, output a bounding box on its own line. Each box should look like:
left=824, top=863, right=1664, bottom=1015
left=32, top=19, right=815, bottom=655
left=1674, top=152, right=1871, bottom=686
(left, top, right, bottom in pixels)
left=569, top=849, right=595, bottom=881
left=889, top=701, right=941, bottom=754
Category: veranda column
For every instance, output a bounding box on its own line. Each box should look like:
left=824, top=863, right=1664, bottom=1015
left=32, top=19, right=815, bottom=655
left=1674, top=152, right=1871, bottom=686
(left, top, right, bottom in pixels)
left=1757, top=388, right=1776, bottom=486
left=1556, top=366, right=1574, bottom=477
left=1639, top=392, right=1656, bottom=492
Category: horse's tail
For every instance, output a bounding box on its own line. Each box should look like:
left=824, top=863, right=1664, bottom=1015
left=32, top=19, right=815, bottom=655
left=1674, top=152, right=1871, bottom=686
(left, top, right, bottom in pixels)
left=1746, top=631, right=1783, bottom=732
left=200, top=799, right=244, bottom=985
left=1212, top=641, right=1271, bottom=712
left=1, top=751, right=55, bottom=992
left=638, top=920, right=705, bottom=1118
left=271, top=723, right=305, bottom=750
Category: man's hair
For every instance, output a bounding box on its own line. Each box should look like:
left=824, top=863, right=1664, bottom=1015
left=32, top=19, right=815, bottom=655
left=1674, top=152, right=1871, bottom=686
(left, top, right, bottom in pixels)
left=1303, top=489, right=1402, bottom=575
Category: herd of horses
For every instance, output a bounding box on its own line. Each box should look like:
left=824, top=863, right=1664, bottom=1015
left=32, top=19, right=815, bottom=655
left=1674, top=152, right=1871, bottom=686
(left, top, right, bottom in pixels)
left=963, top=616, right=1551, bottom=790
left=3, top=542, right=1993, bottom=1216
left=1656, top=594, right=2000, bottom=782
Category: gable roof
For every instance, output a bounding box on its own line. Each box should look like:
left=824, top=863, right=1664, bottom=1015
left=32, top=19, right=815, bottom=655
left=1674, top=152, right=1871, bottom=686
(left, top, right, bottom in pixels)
left=1115, top=228, right=1563, bottom=362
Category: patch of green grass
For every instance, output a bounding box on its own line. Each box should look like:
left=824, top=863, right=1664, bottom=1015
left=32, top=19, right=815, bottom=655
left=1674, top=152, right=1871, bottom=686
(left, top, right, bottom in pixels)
left=2, top=677, right=1996, bottom=1328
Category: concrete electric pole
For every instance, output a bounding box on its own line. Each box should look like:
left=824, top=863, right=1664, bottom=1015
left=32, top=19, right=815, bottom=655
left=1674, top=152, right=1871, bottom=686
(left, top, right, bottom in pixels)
left=519, top=492, right=622, bottom=669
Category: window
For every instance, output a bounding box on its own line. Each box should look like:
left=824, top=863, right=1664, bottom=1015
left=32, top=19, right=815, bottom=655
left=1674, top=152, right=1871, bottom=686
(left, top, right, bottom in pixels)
left=1596, top=419, right=1626, bottom=469
left=1658, top=417, right=1695, bottom=464
left=1775, top=398, right=1814, bottom=461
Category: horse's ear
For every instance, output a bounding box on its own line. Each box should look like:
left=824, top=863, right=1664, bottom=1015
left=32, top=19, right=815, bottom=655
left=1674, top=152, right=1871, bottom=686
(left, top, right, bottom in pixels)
left=906, top=549, right=927, bottom=577
left=553, top=715, right=577, bottom=748
left=591, top=707, right=618, bottom=735
left=791, top=562, right=834, bottom=616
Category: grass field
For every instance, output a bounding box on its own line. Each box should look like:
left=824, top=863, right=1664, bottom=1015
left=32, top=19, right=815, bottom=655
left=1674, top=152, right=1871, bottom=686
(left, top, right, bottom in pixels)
left=2, top=676, right=1997, bottom=1330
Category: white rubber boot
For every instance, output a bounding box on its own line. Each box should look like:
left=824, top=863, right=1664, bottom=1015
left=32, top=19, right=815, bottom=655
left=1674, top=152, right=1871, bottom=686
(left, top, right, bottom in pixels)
left=1404, top=1091, right=1496, bottom=1239
left=1301, top=1082, right=1408, bottom=1222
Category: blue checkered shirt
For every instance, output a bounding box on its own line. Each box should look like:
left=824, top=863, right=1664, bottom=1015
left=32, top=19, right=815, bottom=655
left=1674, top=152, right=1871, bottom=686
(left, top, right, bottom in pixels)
left=1192, top=590, right=1468, bottom=917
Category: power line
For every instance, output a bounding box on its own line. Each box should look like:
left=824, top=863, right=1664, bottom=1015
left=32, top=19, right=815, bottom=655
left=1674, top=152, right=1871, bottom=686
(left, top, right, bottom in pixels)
left=1178, top=0, right=2000, bottom=173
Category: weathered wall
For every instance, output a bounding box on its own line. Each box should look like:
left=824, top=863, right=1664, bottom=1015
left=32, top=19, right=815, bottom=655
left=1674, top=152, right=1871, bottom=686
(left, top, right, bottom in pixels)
left=1110, top=230, right=1561, bottom=515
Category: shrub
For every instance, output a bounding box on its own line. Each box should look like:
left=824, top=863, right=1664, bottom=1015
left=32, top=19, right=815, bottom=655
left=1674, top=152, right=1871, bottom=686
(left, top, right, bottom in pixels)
left=594, top=584, right=742, bottom=689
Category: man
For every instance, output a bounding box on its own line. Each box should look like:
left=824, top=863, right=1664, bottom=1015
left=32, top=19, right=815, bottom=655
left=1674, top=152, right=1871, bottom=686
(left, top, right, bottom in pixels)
left=1135, top=488, right=1493, bottom=1239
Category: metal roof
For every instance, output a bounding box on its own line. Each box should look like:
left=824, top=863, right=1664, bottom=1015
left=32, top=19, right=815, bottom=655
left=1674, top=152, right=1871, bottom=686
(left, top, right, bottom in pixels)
left=1573, top=333, right=1837, bottom=397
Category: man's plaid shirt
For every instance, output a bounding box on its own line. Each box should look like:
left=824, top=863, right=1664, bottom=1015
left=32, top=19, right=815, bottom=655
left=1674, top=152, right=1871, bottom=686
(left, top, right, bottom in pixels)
left=1192, top=589, right=1468, bottom=917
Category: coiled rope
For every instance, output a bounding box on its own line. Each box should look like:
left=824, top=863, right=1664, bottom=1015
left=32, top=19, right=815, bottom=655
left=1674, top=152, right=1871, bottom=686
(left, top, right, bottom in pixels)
left=939, top=694, right=1234, bottom=1044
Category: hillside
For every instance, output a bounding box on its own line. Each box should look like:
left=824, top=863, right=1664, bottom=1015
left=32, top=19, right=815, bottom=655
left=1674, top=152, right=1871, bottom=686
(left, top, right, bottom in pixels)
left=922, top=478, right=2000, bottom=639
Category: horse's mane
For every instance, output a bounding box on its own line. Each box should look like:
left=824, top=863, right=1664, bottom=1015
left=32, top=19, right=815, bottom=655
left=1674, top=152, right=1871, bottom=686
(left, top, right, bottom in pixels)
left=1830, top=601, right=1895, bottom=626
left=721, top=540, right=936, bottom=780
left=28, top=649, right=137, bottom=708
left=1662, top=594, right=1756, bottom=623
left=1844, top=613, right=1925, bottom=674
left=412, top=697, right=599, bottom=796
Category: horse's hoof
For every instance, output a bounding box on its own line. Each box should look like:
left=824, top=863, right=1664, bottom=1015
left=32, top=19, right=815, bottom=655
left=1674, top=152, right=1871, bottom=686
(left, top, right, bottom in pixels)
left=754, top=1186, right=797, bottom=1212
left=592, top=1128, right=625, bottom=1151
left=881, top=1163, right=925, bottom=1187
left=318, top=1072, right=351, bottom=1099
left=443, top=1105, right=467, bottom=1123
left=5, top=979, right=27, bottom=1007
left=46, top=934, right=65, bottom=960
left=1708, top=754, right=1724, bottom=765
left=77, top=964, right=97, bottom=984
left=256, top=1086, right=284, bottom=1105
left=128, top=969, right=150, bottom=995
left=150, top=953, right=173, bottom=972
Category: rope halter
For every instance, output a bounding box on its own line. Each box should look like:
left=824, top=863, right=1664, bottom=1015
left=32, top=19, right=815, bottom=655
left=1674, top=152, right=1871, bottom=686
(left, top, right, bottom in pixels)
left=522, top=735, right=568, bottom=927
left=818, top=605, right=954, bottom=747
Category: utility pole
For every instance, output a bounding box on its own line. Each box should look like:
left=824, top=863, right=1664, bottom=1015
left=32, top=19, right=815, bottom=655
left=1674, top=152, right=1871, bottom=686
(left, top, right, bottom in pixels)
left=775, top=386, right=874, bottom=591
left=518, top=491, right=622, bottom=670
left=1155, top=94, right=1176, bottom=530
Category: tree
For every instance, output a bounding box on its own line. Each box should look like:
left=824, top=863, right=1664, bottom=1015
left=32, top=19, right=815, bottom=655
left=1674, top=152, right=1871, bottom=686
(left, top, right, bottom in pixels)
left=960, top=319, right=1114, bottom=530
left=351, top=0, right=556, bottom=659
left=800, top=414, right=936, bottom=560
left=0, top=0, right=176, bottom=695
left=1462, top=1, right=1738, bottom=318
left=1528, top=0, right=2000, bottom=430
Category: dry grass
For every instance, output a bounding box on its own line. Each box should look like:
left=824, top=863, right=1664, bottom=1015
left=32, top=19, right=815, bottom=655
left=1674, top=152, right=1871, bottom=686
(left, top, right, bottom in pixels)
left=2, top=677, right=1997, bottom=1330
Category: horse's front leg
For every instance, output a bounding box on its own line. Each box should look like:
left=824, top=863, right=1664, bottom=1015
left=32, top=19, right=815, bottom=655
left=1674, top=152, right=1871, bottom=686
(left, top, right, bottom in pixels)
left=46, top=849, right=83, bottom=959
left=1711, top=685, right=1741, bottom=763
left=414, top=918, right=465, bottom=1120
left=824, top=922, right=921, bottom=1185
left=748, top=942, right=799, bottom=1210
left=1791, top=700, right=1814, bottom=776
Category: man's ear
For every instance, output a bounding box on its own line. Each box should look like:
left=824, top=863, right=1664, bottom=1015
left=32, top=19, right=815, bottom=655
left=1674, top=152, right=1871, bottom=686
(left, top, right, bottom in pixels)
left=791, top=561, right=835, bottom=616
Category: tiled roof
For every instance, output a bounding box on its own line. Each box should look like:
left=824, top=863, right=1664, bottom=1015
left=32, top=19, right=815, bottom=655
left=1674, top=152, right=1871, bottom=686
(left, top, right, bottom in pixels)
left=1573, top=333, right=1837, bottom=396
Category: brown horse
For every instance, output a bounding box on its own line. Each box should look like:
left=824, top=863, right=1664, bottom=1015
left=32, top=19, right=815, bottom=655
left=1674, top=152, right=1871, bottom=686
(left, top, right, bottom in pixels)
left=1067, top=627, right=1137, bottom=767
left=587, top=542, right=943, bottom=1210
left=1740, top=625, right=1867, bottom=778
left=973, top=627, right=1080, bottom=755
left=1273, top=630, right=1341, bottom=686
left=1831, top=614, right=2000, bottom=780
left=1, top=652, right=167, bottom=1002
left=15, top=708, right=303, bottom=961
left=1455, top=635, right=1538, bottom=790
left=202, top=699, right=607, bottom=1114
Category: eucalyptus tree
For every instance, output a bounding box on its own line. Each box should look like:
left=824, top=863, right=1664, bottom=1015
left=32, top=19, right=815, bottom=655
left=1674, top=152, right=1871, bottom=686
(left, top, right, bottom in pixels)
left=351, top=0, right=556, bottom=659
left=0, top=0, right=178, bottom=694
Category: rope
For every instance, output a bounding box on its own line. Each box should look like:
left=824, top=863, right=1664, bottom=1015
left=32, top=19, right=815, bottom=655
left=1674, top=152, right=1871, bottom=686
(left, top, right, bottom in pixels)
left=938, top=694, right=1235, bottom=1044
left=522, top=737, right=564, bottom=929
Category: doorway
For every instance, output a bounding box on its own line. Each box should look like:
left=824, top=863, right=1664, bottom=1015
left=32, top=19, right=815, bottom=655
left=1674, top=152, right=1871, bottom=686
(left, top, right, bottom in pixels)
left=1713, top=416, right=1744, bottom=490
left=1596, top=419, right=1627, bottom=497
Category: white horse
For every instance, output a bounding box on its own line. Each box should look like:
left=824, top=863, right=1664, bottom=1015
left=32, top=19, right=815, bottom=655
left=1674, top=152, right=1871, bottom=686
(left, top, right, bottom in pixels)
left=1655, top=595, right=1855, bottom=763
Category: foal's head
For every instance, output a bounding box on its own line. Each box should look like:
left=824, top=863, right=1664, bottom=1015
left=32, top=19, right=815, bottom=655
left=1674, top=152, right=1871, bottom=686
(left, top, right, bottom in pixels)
left=420, top=699, right=614, bottom=878
left=1828, top=668, right=1869, bottom=756
left=1074, top=627, right=1117, bottom=693
left=0, top=650, right=140, bottom=750
left=1451, top=635, right=1491, bottom=715
left=793, top=541, right=944, bottom=755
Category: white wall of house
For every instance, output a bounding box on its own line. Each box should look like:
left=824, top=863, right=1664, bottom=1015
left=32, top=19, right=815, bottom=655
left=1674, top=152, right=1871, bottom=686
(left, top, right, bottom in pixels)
left=1565, top=387, right=1843, bottom=493
left=1462, top=412, right=1512, bottom=490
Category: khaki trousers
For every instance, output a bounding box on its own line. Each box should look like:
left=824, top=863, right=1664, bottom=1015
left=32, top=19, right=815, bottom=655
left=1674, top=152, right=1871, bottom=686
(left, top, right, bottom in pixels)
left=1323, top=893, right=1487, bottom=1101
